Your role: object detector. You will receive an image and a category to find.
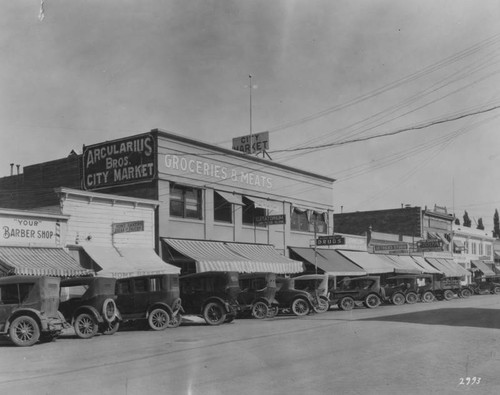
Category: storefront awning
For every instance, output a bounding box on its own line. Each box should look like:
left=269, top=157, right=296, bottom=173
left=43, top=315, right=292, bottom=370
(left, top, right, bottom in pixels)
left=244, top=196, right=281, bottom=212
left=471, top=260, right=495, bottom=276
left=410, top=256, right=442, bottom=274
left=335, top=250, right=396, bottom=274
left=425, top=258, right=469, bottom=277
left=383, top=255, right=423, bottom=274
left=162, top=238, right=303, bottom=274
left=216, top=191, right=243, bottom=205
left=84, top=246, right=180, bottom=278
left=289, top=247, right=366, bottom=276
left=0, top=246, right=93, bottom=277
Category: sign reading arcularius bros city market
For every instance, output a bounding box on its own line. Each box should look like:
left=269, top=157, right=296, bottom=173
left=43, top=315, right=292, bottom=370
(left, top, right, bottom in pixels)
left=83, top=134, right=156, bottom=190
left=232, top=131, right=269, bottom=154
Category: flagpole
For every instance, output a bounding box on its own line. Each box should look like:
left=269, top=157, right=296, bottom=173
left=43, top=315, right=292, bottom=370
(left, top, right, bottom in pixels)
left=249, top=75, right=253, bottom=152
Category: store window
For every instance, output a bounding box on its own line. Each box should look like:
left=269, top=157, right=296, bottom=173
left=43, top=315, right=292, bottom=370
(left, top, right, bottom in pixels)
left=291, top=208, right=327, bottom=233
left=242, top=197, right=266, bottom=227
left=214, top=192, right=232, bottom=223
left=170, top=184, right=202, bottom=219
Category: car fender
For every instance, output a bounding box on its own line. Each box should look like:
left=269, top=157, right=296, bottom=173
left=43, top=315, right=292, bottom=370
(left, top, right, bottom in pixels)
left=4, top=308, right=45, bottom=333
left=202, top=297, right=235, bottom=314
left=147, top=303, right=174, bottom=319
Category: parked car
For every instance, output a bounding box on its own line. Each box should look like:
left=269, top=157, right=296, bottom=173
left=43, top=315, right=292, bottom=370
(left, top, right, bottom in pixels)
left=115, top=274, right=183, bottom=331
left=329, top=276, right=384, bottom=311
left=59, top=276, right=120, bottom=339
left=430, top=276, right=473, bottom=300
left=470, top=276, right=500, bottom=295
left=292, top=274, right=330, bottom=313
left=273, top=277, right=317, bottom=316
left=0, top=276, right=66, bottom=347
left=180, top=271, right=240, bottom=325
left=382, top=274, right=435, bottom=305
left=238, top=272, right=278, bottom=319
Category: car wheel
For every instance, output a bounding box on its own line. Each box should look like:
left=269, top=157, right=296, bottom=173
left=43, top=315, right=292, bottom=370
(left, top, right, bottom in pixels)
left=405, top=292, right=418, bottom=304
left=460, top=288, right=472, bottom=298
left=203, top=302, right=226, bottom=325
left=267, top=306, right=279, bottom=318
left=148, top=308, right=170, bottom=331
left=422, top=291, right=435, bottom=303
left=9, top=316, right=40, bottom=347
left=74, top=313, right=98, bottom=339
left=443, top=290, right=454, bottom=300
left=167, top=312, right=182, bottom=328
left=493, top=286, right=500, bottom=295
left=102, top=298, right=117, bottom=323
left=338, top=296, right=355, bottom=311
left=364, top=294, right=381, bottom=308
left=101, top=320, right=120, bottom=335
left=251, top=301, right=269, bottom=319
left=291, top=298, right=310, bottom=316
left=312, top=296, right=329, bottom=313
left=391, top=292, right=405, bottom=306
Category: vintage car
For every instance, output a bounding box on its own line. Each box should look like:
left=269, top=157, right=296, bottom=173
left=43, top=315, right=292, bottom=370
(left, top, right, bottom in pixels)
left=382, top=274, right=436, bottom=305
left=273, top=276, right=317, bottom=316
left=237, top=272, right=278, bottom=319
left=59, top=276, right=120, bottom=339
left=179, top=271, right=240, bottom=325
left=470, top=276, right=500, bottom=295
left=329, top=276, right=383, bottom=311
left=115, top=274, right=183, bottom=330
left=292, top=274, right=330, bottom=313
left=428, top=276, right=473, bottom=301
left=0, top=276, right=66, bottom=347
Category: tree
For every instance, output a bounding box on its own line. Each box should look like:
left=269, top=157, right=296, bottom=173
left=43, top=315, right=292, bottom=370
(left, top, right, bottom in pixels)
left=463, top=211, right=471, bottom=227
left=477, top=218, right=484, bottom=230
left=494, top=209, right=500, bottom=238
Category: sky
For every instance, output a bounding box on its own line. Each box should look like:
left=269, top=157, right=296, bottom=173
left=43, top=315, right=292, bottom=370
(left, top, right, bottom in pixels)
left=1, top=0, right=500, bottom=231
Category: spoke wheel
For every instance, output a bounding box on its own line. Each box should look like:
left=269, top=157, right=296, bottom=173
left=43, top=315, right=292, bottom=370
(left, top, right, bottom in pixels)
left=422, top=291, right=435, bottom=303
left=291, top=298, right=310, bottom=316
left=338, top=296, right=355, bottom=311
left=9, top=316, right=40, bottom=347
left=167, top=312, right=182, bottom=328
left=364, top=294, right=381, bottom=308
left=391, top=293, right=406, bottom=306
left=148, top=308, right=170, bottom=331
left=203, top=302, right=226, bottom=325
left=267, top=306, right=279, bottom=318
left=460, top=288, right=472, bottom=298
left=101, top=320, right=120, bottom=335
left=313, top=296, right=329, bottom=313
left=74, top=313, right=98, bottom=339
left=405, top=292, right=418, bottom=304
left=443, top=290, right=454, bottom=300
left=251, top=301, right=269, bottom=319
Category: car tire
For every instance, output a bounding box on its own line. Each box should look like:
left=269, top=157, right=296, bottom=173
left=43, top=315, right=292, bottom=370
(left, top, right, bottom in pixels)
left=291, top=298, right=310, bottom=316
left=364, top=294, right=381, bottom=309
left=101, top=320, right=120, bottom=335
left=443, top=290, right=454, bottom=300
left=313, top=296, right=330, bottom=313
left=338, top=296, right=355, bottom=311
left=102, top=298, right=117, bottom=323
left=391, top=292, right=406, bottom=306
left=422, top=291, right=435, bottom=303
left=203, top=302, right=226, bottom=325
left=251, top=301, right=269, bottom=319
left=74, top=313, right=98, bottom=339
left=405, top=292, right=418, bottom=304
left=460, top=288, right=472, bottom=298
left=167, top=312, right=182, bottom=328
left=493, top=286, right=500, bottom=295
left=267, top=306, right=279, bottom=318
left=9, top=316, right=40, bottom=347
left=148, top=308, right=170, bottom=331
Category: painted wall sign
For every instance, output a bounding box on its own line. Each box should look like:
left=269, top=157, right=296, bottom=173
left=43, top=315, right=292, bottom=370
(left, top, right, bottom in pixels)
left=417, top=239, right=443, bottom=250
left=112, top=220, right=145, bottom=235
left=1, top=217, right=58, bottom=246
left=255, top=214, right=286, bottom=225
left=83, top=134, right=155, bottom=190
left=232, top=131, right=269, bottom=154
left=316, top=235, right=345, bottom=246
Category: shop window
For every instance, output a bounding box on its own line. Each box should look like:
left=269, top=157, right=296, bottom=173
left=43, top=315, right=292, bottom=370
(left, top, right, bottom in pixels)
left=242, top=197, right=266, bottom=227
left=170, top=184, right=202, bottom=219
left=291, top=208, right=327, bottom=233
left=214, top=192, right=232, bottom=223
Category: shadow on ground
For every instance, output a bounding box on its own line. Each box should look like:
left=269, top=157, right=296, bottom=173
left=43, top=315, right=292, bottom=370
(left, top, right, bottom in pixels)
left=360, top=308, right=500, bottom=329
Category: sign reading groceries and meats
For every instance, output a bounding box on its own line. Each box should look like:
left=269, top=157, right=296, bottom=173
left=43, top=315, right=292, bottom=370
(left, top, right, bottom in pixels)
left=83, top=134, right=156, bottom=190
left=1, top=217, right=58, bottom=246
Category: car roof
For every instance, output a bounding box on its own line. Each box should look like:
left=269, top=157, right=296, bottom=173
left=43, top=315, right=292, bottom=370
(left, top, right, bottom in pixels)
left=0, top=275, right=46, bottom=284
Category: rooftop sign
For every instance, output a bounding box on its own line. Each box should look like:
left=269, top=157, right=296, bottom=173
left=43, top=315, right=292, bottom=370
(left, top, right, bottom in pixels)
left=232, top=131, right=269, bottom=154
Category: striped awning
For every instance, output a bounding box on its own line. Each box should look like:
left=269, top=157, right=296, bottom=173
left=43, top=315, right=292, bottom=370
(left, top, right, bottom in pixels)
left=425, top=258, right=469, bottom=277
left=383, top=255, right=423, bottom=274
left=409, top=256, right=442, bottom=274
left=0, top=246, right=93, bottom=277
left=335, top=250, right=396, bottom=274
left=471, top=260, right=495, bottom=276
left=84, top=246, right=180, bottom=278
left=163, top=238, right=303, bottom=273
left=289, top=247, right=366, bottom=276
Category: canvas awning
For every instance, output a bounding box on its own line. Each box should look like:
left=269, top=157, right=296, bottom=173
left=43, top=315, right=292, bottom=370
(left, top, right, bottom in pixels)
left=383, top=255, right=423, bottom=274
left=289, top=247, right=366, bottom=276
left=409, top=256, right=442, bottom=274
left=162, top=238, right=303, bottom=273
left=244, top=196, right=281, bottom=212
left=216, top=191, right=243, bottom=205
left=84, top=246, right=180, bottom=278
left=335, top=250, right=396, bottom=274
left=471, top=260, right=495, bottom=276
left=0, top=246, right=93, bottom=277
left=425, top=258, right=468, bottom=277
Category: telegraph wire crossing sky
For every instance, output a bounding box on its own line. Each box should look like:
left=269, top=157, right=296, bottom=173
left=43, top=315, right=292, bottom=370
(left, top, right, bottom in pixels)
left=1, top=1, right=500, bottom=230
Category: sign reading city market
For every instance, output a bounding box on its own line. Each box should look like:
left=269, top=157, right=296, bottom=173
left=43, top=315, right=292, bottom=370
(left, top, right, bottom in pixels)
left=255, top=214, right=286, bottom=225
left=316, top=235, right=345, bottom=246
left=83, top=134, right=156, bottom=190
left=232, top=131, right=269, bottom=154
